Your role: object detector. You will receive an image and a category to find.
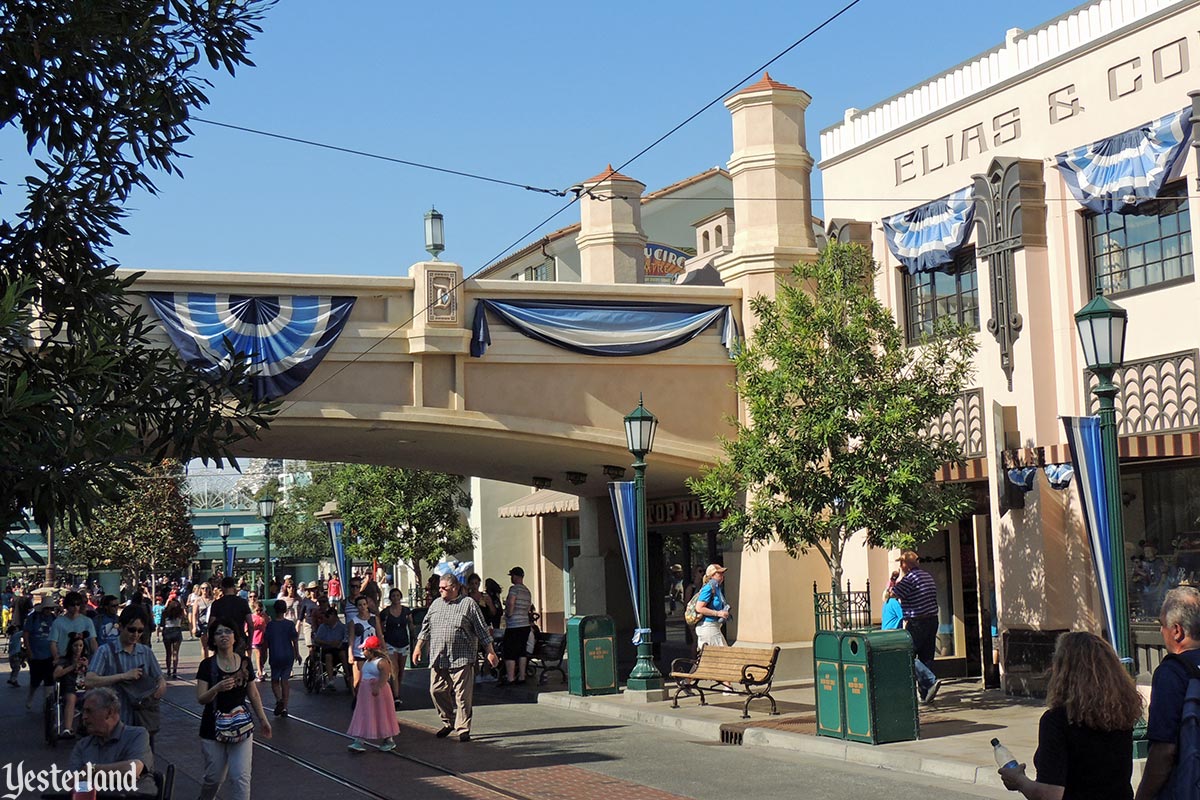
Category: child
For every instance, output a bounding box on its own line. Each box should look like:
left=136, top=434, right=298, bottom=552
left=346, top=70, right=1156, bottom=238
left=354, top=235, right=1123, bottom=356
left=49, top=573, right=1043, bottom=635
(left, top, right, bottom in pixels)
left=51, top=633, right=89, bottom=737
left=6, top=622, right=23, bottom=687
left=263, top=599, right=299, bottom=717
left=346, top=635, right=398, bottom=752
left=250, top=600, right=268, bottom=681
left=151, top=597, right=165, bottom=642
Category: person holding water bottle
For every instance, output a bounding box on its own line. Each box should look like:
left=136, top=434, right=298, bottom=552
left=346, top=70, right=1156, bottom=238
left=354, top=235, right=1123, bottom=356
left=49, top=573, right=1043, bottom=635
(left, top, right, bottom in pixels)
left=997, top=631, right=1142, bottom=800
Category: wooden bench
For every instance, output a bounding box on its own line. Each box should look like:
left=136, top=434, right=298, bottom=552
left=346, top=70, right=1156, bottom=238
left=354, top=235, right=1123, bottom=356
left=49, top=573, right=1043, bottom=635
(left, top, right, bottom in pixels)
left=528, top=632, right=566, bottom=685
left=669, top=644, right=781, bottom=718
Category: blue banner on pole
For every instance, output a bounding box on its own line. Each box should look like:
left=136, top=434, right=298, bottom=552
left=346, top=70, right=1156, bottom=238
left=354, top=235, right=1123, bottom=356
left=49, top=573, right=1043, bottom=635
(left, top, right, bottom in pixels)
left=1061, top=415, right=1119, bottom=647
left=225, top=546, right=237, bottom=577
left=329, top=520, right=348, bottom=598
left=608, top=481, right=645, bottom=644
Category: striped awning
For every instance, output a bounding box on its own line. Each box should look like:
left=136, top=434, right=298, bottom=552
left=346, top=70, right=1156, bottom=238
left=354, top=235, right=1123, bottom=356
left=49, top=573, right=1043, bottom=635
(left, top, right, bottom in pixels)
left=1055, top=107, right=1193, bottom=214
left=497, top=489, right=580, bottom=519
left=883, top=186, right=976, bottom=274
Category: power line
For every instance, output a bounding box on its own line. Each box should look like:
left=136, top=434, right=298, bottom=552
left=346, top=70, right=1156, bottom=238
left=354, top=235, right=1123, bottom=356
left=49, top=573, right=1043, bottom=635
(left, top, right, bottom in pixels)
left=193, top=118, right=568, bottom=197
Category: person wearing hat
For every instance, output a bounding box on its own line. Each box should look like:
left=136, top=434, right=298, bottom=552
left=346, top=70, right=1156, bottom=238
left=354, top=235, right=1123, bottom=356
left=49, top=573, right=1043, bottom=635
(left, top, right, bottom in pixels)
left=22, top=597, right=58, bottom=710
left=345, top=634, right=399, bottom=752
left=694, top=564, right=732, bottom=649
left=501, top=567, right=534, bottom=686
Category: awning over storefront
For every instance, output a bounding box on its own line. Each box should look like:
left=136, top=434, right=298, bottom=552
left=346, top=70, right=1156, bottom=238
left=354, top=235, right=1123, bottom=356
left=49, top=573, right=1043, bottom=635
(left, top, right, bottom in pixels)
left=882, top=186, right=975, bottom=274
left=1054, top=107, right=1192, bottom=214
left=497, top=489, right=580, bottom=518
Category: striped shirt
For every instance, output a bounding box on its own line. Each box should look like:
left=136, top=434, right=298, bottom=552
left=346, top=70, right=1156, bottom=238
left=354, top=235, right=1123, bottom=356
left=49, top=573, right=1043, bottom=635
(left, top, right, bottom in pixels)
left=505, top=584, right=533, bottom=629
left=891, top=568, right=939, bottom=619
left=417, top=595, right=493, bottom=670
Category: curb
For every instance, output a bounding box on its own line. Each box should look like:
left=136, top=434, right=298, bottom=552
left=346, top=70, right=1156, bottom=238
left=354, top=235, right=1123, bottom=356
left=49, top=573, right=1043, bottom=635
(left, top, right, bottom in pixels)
left=536, top=692, right=725, bottom=740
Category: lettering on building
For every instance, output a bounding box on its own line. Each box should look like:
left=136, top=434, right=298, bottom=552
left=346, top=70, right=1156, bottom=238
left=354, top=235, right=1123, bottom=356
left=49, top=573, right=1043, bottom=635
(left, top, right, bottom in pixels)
left=647, top=497, right=725, bottom=526
left=892, top=30, right=1195, bottom=185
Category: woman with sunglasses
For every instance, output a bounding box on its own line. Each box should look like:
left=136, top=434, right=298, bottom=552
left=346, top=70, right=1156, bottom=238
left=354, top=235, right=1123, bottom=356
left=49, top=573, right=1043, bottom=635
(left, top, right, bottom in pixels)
left=196, top=617, right=272, bottom=800
left=83, top=606, right=166, bottom=736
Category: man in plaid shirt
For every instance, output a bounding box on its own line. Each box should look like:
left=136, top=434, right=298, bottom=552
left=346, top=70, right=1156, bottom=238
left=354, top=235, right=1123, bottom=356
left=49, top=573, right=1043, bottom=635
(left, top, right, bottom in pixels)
left=414, top=574, right=499, bottom=742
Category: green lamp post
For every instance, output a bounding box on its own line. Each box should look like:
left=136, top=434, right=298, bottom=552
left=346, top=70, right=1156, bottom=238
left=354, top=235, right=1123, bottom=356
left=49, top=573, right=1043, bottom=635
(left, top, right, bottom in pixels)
left=624, top=395, right=662, bottom=691
left=218, top=518, right=231, bottom=577
left=257, top=497, right=276, bottom=597
left=1074, top=288, right=1130, bottom=665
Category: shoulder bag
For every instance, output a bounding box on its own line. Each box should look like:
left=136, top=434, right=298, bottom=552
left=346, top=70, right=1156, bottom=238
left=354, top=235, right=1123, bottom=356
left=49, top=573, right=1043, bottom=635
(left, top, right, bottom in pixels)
left=210, top=657, right=254, bottom=744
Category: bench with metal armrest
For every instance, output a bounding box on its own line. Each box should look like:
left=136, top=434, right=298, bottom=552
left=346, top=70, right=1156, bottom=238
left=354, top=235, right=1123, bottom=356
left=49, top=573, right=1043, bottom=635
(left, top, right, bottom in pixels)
left=528, top=632, right=566, bottom=685
left=669, top=644, right=781, bottom=719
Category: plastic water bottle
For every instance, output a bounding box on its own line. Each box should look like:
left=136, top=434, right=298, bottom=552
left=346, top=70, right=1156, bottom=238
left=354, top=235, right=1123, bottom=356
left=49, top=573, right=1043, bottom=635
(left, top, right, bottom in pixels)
left=72, top=777, right=96, bottom=800
left=991, top=737, right=1019, bottom=770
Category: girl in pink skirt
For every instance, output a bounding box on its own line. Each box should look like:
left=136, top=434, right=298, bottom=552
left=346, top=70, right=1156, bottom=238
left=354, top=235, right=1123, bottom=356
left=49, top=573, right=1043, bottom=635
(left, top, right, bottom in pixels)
left=347, top=636, right=399, bottom=752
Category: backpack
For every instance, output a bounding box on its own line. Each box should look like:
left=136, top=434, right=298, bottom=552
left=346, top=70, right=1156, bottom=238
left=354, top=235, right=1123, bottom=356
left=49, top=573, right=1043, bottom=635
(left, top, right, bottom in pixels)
left=683, top=591, right=704, bottom=626
left=1159, top=653, right=1200, bottom=800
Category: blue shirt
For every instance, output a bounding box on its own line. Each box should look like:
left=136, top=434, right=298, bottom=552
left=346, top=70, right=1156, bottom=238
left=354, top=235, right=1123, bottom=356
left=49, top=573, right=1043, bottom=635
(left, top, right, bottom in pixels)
left=23, top=611, right=54, bottom=659
left=881, top=598, right=903, bottom=630
left=1147, top=648, right=1200, bottom=743
left=263, top=618, right=298, bottom=663
left=697, top=580, right=726, bottom=624
left=95, top=612, right=121, bottom=649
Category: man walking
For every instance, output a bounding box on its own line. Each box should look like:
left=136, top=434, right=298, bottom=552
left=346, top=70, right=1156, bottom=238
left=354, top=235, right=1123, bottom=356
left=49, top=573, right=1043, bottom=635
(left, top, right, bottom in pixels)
left=1135, top=585, right=1200, bottom=800
left=22, top=597, right=57, bottom=710
left=51, top=591, right=97, bottom=660
left=412, top=575, right=499, bottom=742
left=890, top=550, right=943, bottom=703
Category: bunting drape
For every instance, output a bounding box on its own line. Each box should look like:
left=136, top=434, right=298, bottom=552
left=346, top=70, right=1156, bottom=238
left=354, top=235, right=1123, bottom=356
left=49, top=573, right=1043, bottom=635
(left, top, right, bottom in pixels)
left=608, top=481, right=649, bottom=646
left=882, top=186, right=976, bottom=274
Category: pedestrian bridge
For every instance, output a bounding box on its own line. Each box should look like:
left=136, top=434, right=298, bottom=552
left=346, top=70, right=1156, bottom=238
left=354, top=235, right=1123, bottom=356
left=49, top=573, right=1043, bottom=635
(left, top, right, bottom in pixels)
left=128, top=263, right=741, bottom=496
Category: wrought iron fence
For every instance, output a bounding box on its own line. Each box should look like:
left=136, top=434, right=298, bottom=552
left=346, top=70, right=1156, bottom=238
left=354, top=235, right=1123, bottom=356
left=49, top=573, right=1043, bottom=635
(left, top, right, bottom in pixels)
left=812, top=579, right=873, bottom=631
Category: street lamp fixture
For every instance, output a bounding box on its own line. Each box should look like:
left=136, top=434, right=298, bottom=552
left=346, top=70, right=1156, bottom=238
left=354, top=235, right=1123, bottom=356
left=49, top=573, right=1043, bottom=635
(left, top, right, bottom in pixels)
left=424, top=207, right=445, bottom=260
left=257, top=497, right=276, bottom=597
left=218, top=518, right=231, bottom=577
left=1074, top=288, right=1131, bottom=667
left=565, top=471, right=587, bottom=486
left=624, top=395, right=662, bottom=691
left=602, top=465, right=626, bottom=480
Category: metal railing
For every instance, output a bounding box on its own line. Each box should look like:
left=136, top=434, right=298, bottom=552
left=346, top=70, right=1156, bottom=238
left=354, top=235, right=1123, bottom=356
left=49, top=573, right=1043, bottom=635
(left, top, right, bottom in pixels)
left=812, top=580, right=873, bottom=631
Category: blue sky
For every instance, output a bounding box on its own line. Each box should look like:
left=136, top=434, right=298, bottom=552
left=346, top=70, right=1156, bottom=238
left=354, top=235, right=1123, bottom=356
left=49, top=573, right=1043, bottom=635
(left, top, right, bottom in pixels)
left=4, top=0, right=1090, bottom=278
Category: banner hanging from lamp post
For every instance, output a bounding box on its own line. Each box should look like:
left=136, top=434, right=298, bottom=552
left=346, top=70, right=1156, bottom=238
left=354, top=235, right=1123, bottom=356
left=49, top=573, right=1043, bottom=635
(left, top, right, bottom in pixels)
left=225, top=546, right=237, bottom=578
left=1061, top=415, right=1119, bottom=648
left=329, top=519, right=348, bottom=596
left=608, top=481, right=645, bottom=645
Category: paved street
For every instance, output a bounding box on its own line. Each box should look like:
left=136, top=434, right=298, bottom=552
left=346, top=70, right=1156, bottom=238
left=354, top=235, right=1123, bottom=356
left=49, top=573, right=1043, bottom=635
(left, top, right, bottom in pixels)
left=0, top=635, right=1011, bottom=800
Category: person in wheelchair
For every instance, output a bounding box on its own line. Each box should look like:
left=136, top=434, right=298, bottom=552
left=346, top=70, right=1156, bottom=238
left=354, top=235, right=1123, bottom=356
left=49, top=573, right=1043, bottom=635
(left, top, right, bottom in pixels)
left=311, top=607, right=351, bottom=691
left=52, top=632, right=90, bottom=738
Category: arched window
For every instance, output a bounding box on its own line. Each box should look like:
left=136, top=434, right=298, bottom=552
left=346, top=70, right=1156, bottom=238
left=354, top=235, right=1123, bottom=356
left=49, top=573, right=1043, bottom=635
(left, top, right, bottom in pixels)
left=701, top=231, right=710, bottom=253
left=715, top=225, right=724, bottom=248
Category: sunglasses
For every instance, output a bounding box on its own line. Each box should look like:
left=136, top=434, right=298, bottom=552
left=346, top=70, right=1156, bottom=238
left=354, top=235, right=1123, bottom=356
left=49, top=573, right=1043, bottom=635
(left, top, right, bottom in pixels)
left=125, top=626, right=145, bottom=634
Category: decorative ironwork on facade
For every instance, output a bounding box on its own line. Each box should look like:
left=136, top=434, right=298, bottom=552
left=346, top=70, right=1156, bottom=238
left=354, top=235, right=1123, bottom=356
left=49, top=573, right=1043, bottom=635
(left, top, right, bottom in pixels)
left=1086, top=349, right=1200, bottom=436
left=928, top=388, right=986, bottom=459
left=813, top=580, right=873, bottom=631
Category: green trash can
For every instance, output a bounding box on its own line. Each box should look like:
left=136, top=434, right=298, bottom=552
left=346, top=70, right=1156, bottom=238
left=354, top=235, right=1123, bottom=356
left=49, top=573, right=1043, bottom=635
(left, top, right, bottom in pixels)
left=409, top=607, right=429, bottom=669
left=813, top=631, right=848, bottom=739
left=840, top=630, right=919, bottom=744
left=566, top=615, right=618, bottom=696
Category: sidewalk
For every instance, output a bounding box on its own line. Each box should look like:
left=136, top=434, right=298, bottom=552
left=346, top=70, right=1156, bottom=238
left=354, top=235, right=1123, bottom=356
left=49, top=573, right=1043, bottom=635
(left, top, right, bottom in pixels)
left=529, top=677, right=1146, bottom=792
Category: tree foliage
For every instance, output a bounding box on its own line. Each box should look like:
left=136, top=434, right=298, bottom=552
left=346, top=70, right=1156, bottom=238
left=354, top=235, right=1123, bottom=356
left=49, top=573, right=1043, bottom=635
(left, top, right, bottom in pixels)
left=263, top=465, right=339, bottom=561
left=0, top=1, right=277, bottom=539
left=688, top=243, right=977, bottom=593
left=59, top=459, right=198, bottom=576
left=332, top=465, right=474, bottom=587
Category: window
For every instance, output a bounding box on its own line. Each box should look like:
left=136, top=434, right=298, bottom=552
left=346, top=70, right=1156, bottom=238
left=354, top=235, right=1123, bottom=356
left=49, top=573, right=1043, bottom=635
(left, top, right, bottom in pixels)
left=904, top=246, right=980, bottom=343
left=1087, top=183, right=1192, bottom=297
left=523, top=260, right=555, bottom=281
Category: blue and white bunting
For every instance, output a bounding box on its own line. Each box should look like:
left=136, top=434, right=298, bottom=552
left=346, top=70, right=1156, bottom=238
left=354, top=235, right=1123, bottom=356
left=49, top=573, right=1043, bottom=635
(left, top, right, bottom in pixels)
left=1055, top=107, right=1193, bottom=214
left=225, top=545, right=237, bottom=577
left=1061, top=416, right=1118, bottom=649
left=608, top=481, right=647, bottom=646
left=471, top=299, right=738, bottom=359
left=147, top=293, right=356, bottom=401
left=883, top=186, right=976, bottom=274
left=1044, top=463, right=1074, bottom=491
left=329, top=519, right=348, bottom=600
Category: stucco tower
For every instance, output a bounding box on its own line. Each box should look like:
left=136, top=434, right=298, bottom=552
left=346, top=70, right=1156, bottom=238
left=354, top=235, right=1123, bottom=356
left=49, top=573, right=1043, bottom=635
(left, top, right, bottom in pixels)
left=577, top=165, right=647, bottom=284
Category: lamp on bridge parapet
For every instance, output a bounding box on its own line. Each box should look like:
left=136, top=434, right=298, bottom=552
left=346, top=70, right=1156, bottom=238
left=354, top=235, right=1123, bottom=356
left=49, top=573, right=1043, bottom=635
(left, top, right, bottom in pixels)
left=218, top=518, right=231, bottom=578
left=257, top=498, right=276, bottom=597
left=623, top=395, right=661, bottom=691
left=424, top=207, right=445, bottom=260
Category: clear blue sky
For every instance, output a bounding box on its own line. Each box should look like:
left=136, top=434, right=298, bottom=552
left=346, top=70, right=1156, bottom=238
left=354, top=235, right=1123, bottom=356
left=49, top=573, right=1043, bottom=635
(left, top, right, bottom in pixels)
left=5, top=0, right=1090, bottom=278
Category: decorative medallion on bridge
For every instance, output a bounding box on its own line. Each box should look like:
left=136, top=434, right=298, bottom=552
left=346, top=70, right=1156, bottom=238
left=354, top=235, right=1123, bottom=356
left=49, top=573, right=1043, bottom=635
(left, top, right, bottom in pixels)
left=147, top=293, right=357, bottom=401
left=425, top=269, right=459, bottom=324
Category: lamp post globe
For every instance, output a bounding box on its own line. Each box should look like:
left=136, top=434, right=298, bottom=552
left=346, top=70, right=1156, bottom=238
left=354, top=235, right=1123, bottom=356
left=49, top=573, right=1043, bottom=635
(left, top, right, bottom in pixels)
left=624, top=395, right=662, bottom=691
left=257, top=498, right=276, bottom=598
left=424, top=207, right=445, bottom=261
left=1074, top=289, right=1131, bottom=668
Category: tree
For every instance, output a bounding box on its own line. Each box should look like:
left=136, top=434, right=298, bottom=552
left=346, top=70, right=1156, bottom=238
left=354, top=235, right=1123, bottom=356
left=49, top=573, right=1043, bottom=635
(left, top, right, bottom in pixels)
left=688, top=243, right=977, bottom=615
left=263, top=465, right=338, bottom=561
left=0, top=2, right=277, bottom=544
left=59, top=460, right=198, bottom=578
left=332, top=465, right=474, bottom=588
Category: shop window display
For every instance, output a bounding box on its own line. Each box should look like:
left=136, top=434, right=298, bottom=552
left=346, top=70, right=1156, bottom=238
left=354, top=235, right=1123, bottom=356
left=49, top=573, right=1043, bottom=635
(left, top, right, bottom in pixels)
left=1126, top=463, right=1200, bottom=620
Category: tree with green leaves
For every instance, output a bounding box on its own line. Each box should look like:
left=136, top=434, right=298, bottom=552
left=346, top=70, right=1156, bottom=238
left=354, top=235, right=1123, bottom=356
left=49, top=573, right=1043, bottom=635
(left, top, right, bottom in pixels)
left=59, top=460, right=198, bottom=578
left=260, top=465, right=339, bottom=561
left=688, top=243, right=977, bottom=617
left=332, top=465, right=474, bottom=589
left=0, top=2, right=277, bottom=551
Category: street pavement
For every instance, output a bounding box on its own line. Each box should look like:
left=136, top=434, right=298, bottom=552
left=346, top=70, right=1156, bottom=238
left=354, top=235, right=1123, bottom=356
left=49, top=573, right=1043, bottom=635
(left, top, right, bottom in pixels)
left=0, top=633, right=1016, bottom=800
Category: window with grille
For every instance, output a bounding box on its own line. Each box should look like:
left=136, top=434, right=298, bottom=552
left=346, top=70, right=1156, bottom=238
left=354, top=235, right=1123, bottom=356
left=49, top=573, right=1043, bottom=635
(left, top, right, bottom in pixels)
left=903, top=246, right=980, bottom=344
left=1086, top=183, right=1192, bottom=297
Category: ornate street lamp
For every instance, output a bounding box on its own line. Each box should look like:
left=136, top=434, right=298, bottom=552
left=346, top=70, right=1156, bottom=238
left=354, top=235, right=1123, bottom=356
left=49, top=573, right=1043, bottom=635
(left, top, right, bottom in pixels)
left=424, top=207, right=445, bottom=260
left=624, top=395, right=662, bottom=690
left=257, top=497, right=276, bottom=597
left=1074, top=289, right=1130, bottom=665
left=218, top=518, right=231, bottom=577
